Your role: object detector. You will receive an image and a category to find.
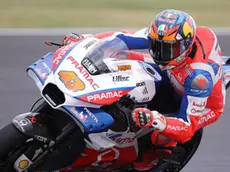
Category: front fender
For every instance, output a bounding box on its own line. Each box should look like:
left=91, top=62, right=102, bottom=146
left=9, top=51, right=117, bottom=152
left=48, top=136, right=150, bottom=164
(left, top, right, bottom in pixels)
left=12, top=112, right=50, bottom=138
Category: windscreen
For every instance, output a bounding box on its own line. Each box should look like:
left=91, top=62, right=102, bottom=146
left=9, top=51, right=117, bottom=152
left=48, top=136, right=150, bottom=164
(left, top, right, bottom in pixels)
left=81, top=37, right=129, bottom=75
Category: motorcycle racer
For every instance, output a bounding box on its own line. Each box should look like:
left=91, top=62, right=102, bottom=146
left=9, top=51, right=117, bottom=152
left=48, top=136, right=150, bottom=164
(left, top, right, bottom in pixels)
left=61, top=9, right=226, bottom=171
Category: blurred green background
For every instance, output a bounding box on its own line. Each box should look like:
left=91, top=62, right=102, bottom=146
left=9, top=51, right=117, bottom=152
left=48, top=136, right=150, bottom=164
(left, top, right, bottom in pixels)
left=1, top=0, right=230, bottom=28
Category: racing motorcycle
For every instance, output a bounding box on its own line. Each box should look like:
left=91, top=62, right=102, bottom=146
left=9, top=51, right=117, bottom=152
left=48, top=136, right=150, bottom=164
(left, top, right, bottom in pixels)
left=0, top=36, right=230, bottom=172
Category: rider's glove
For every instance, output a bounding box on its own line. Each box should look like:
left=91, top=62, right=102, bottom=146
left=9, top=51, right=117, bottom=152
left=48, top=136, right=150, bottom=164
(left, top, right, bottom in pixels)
left=62, top=32, right=86, bottom=46
left=132, top=108, right=167, bottom=132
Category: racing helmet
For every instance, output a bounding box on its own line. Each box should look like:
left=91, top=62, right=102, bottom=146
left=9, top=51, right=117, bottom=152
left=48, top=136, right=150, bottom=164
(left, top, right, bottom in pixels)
left=148, top=9, right=196, bottom=68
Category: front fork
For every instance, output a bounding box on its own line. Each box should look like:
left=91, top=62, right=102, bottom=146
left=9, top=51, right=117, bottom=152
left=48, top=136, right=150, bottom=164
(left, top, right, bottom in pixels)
left=12, top=110, right=78, bottom=172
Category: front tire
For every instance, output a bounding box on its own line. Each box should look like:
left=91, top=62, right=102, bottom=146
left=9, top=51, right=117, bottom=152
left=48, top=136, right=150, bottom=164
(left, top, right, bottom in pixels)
left=0, top=98, right=87, bottom=171
left=0, top=123, right=29, bottom=172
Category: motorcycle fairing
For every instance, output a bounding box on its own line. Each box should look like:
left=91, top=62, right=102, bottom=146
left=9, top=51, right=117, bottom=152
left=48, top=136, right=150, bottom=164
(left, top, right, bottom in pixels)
left=52, top=43, right=79, bottom=72
left=63, top=105, right=114, bottom=133
left=12, top=112, right=51, bottom=138
left=63, top=130, right=138, bottom=171
left=52, top=42, right=137, bottom=98
left=26, top=39, right=95, bottom=88
left=27, top=52, right=53, bottom=85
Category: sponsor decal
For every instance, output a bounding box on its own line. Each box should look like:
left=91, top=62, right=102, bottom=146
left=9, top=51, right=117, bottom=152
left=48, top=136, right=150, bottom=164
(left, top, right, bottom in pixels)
left=158, top=13, right=177, bottom=24
left=112, top=75, right=129, bottom=82
left=27, top=116, right=36, bottom=124
left=142, top=87, right=148, bottom=95
left=117, top=65, right=131, bottom=71
left=82, top=40, right=97, bottom=49
left=34, top=135, right=48, bottom=143
left=142, top=97, right=150, bottom=102
left=224, top=74, right=230, bottom=79
left=19, top=119, right=28, bottom=126
left=198, top=112, right=216, bottom=125
left=35, top=68, right=48, bottom=79
left=44, top=94, right=57, bottom=106
left=84, top=107, right=98, bottom=123
left=58, top=71, right=85, bottom=92
left=79, top=90, right=130, bottom=105
left=188, top=97, right=206, bottom=115
left=190, top=89, right=208, bottom=93
left=67, top=56, right=99, bottom=90
left=52, top=44, right=72, bottom=70
left=70, top=107, right=87, bottom=122
left=88, top=91, right=122, bottom=101
left=164, top=13, right=177, bottom=19
left=112, top=137, right=135, bottom=144
left=157, top=24, right=168, bottom=36
left=107, top=133, right=135, bottom=144
left=35, top=62, right=52, bottom=80
left=177, top=73, right=182, bottom=82
left=167, top=125, right=188, bottom=131
left=136, top=82, right=145, bottom=87
left=42, top=62, right=52, bottom=73
left=81, top=58, right=99, bottom=75
left=192, top=101, right=206, bottom=108
left=18, top=160, right=29, bottom=169
left=191, top=108, right=203, bottom=114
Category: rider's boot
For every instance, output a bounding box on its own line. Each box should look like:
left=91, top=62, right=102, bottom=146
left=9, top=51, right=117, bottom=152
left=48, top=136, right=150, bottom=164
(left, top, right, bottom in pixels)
left=133, top=148, right=172, bottom=171
left=133, top=132, right=177, bottom=172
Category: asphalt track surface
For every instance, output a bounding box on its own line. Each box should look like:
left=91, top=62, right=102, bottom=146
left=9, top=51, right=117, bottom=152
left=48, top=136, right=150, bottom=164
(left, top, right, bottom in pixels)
left=1, top=33, right=230, bottom=172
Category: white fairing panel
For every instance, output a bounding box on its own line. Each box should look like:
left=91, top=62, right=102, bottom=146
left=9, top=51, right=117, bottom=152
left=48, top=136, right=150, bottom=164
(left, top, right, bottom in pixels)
left=88, top=130, right=138, bottom=152
left=28, top=37, right=161, bottom=109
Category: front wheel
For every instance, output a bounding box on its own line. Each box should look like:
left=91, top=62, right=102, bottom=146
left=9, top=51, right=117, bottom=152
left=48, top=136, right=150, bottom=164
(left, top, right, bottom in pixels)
left=0, top=121, right=86, bottom=172
left=0, top=99, right=86, bottom=171
left=0, top=123, right=29, bottom=172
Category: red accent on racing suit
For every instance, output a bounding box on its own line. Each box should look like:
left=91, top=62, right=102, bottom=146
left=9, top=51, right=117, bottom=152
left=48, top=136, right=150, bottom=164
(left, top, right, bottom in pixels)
left=159, top=27, right=226, bottom=143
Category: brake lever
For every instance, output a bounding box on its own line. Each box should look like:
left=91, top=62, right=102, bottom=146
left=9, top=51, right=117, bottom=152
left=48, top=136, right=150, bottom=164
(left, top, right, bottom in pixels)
left=45, top=41, right=62, bottom=47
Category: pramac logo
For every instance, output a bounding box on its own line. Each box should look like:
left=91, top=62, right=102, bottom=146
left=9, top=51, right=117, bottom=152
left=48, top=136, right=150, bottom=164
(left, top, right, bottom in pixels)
left=58, top=71, right=85, bottom=92
left=52, top=44, right=73, bottom=70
